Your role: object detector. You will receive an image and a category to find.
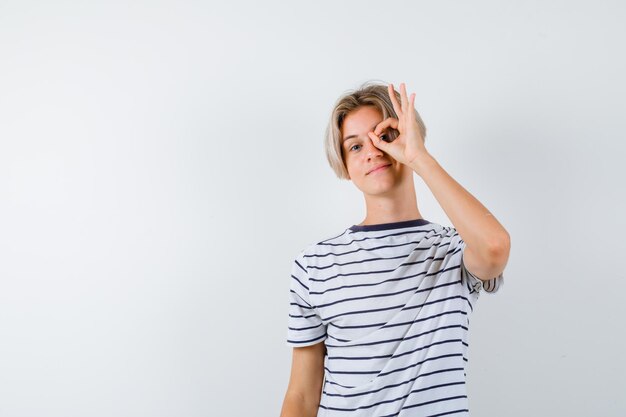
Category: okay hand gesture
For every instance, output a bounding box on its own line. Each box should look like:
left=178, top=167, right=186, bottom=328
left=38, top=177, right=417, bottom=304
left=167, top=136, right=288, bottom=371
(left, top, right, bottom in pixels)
left=367, top=83, right=430, bottom=168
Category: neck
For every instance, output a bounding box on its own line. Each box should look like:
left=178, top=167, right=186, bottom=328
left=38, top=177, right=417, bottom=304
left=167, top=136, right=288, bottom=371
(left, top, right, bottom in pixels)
left=359, top=179, right=422, bottom=226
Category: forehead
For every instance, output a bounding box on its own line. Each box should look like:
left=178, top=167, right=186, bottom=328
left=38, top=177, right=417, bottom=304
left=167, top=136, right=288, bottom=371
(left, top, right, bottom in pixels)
left=341, top=106, right=382, bottom=141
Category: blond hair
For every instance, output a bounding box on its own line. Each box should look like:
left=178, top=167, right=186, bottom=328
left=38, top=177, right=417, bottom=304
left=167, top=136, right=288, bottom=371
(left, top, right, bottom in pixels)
left=324, top=80, right=427, bottom=180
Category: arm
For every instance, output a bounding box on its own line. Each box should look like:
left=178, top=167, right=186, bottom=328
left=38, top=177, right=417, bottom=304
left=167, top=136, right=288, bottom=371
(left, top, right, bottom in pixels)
left=367, top=82, right=510, bottom=280
left=410, top=153, right=511, bottom=280
left=280, top=342, right=326, bottom=417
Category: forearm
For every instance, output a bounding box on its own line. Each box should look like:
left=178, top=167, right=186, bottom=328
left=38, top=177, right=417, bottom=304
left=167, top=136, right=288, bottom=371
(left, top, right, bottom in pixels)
left=409, top=153, right=510, bottom=260
left=280, top=391, right=319, bottom=417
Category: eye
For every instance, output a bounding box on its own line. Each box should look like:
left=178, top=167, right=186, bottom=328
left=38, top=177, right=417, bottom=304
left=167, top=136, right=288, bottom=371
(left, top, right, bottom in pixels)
left=380, top=134, right=388, bottom=142
left=350, top=144, right=361, bottom=152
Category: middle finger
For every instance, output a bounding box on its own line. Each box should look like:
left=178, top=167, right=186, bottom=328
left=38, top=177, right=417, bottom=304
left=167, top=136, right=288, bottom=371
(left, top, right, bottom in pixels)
left=400, top=83, right=409, bottom=113
left=388, top=84, right=403, bottom=116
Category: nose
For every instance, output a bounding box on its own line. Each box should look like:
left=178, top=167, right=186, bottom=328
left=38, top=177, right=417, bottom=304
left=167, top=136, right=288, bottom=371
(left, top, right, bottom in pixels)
left=364, top=137, right=384, bottom=160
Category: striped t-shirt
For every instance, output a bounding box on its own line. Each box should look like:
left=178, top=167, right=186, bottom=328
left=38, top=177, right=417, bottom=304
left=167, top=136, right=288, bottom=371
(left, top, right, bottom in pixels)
left=286, top=218, right=503, bottom=417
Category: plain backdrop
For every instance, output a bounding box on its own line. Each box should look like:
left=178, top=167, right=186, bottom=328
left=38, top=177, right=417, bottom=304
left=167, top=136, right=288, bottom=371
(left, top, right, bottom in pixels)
left=1, top=1, right=625, bottom=416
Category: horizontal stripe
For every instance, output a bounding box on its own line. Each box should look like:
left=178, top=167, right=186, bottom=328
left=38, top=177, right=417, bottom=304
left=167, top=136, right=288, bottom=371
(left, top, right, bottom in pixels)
left=306, top=234, right=452, bottom=265
left=324, top=353, right=464, bottom=377
left=286, top=333, right=326, bottom=345
left=312, top=252, right=410, bottom=271
left=328, top=309, right=467, bottom=330
left=286, top=220, right=503, bottom=416
left=288, top=313, right=319, bottom=319
left=317, top=227, right=436, bottom=247
left=289, top=322, right=324, bottom=331
left=328, top=338, right=464, bottom=361
left=323, top=294, right=470, bottom=323
left=324, top=367, right=464, bottom=394
left=289, top=302, right=313, bottom=310
left=308, top=246, right=462, bottom=283
left=311, top=266, right=427, bottom=295
left=321, top=382, right=465, bottom=412
left=307, top=240, right=428, bottom=262
left=316, top=280, right=453, bottom=309
left=325, top=324, right=468, bottom=349
left=394, top=396, right=468, bottom=416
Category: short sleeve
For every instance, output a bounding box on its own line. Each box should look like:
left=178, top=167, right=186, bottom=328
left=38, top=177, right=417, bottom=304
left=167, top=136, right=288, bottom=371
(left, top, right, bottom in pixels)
left=459, top=238, right=504, bottom=295
left=285, top=251, right=327, bottom=347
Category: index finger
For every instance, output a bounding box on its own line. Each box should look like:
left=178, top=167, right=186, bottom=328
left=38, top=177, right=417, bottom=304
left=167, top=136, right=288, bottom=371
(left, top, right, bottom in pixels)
left=373, top=117, right=399, bottom=135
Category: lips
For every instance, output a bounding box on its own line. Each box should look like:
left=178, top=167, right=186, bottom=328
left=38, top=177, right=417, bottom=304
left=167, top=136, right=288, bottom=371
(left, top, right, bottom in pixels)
left=367, top=163, right=392, bottom=175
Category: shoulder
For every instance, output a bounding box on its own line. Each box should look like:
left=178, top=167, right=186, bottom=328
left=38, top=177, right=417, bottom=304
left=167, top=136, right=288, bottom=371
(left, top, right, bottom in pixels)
left=303, top=227, right=353, bottom=254
left=291, top=227, right=353, bottom=270
left=290, top=226, right=347, bottom=254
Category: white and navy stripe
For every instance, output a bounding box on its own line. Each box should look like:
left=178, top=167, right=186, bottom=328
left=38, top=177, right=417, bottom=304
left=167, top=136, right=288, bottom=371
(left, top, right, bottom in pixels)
left=286, top=218, right=503, bottom=416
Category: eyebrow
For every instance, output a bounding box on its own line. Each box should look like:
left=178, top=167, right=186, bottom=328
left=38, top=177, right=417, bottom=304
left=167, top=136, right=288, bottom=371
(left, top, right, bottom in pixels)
left=343, top=123, right=380, bottom=142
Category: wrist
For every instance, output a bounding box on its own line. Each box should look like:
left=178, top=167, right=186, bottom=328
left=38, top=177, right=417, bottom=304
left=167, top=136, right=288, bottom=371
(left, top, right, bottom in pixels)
left=408, top=152, right=437, bottom=176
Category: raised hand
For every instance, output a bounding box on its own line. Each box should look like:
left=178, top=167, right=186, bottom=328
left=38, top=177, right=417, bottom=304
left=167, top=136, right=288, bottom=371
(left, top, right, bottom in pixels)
left=367, top=82, right=429, bottom=168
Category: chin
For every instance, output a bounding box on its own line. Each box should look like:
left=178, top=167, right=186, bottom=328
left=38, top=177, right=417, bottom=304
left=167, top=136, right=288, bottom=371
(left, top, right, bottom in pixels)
left=352, top=169, right=401, bottom=192
left=360, top=181, right=397, bottom=196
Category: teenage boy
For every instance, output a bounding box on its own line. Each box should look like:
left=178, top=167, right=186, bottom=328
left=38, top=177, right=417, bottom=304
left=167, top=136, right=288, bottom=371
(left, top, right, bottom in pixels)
left=280, top=81, right=510, bottom=417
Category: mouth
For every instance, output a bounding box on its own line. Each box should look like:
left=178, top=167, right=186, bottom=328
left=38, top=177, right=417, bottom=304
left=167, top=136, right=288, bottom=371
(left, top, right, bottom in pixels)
left=367, top=163, right=392, bottom=175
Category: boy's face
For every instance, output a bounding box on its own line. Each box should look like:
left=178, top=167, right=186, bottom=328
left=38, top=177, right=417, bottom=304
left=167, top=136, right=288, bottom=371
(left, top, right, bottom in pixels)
left=341, top=105, right=409, bottom=195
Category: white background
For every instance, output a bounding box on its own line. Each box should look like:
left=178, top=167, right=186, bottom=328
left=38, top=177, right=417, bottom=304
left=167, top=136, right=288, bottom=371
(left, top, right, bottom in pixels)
left=1, top=1, right=625, bottom=416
